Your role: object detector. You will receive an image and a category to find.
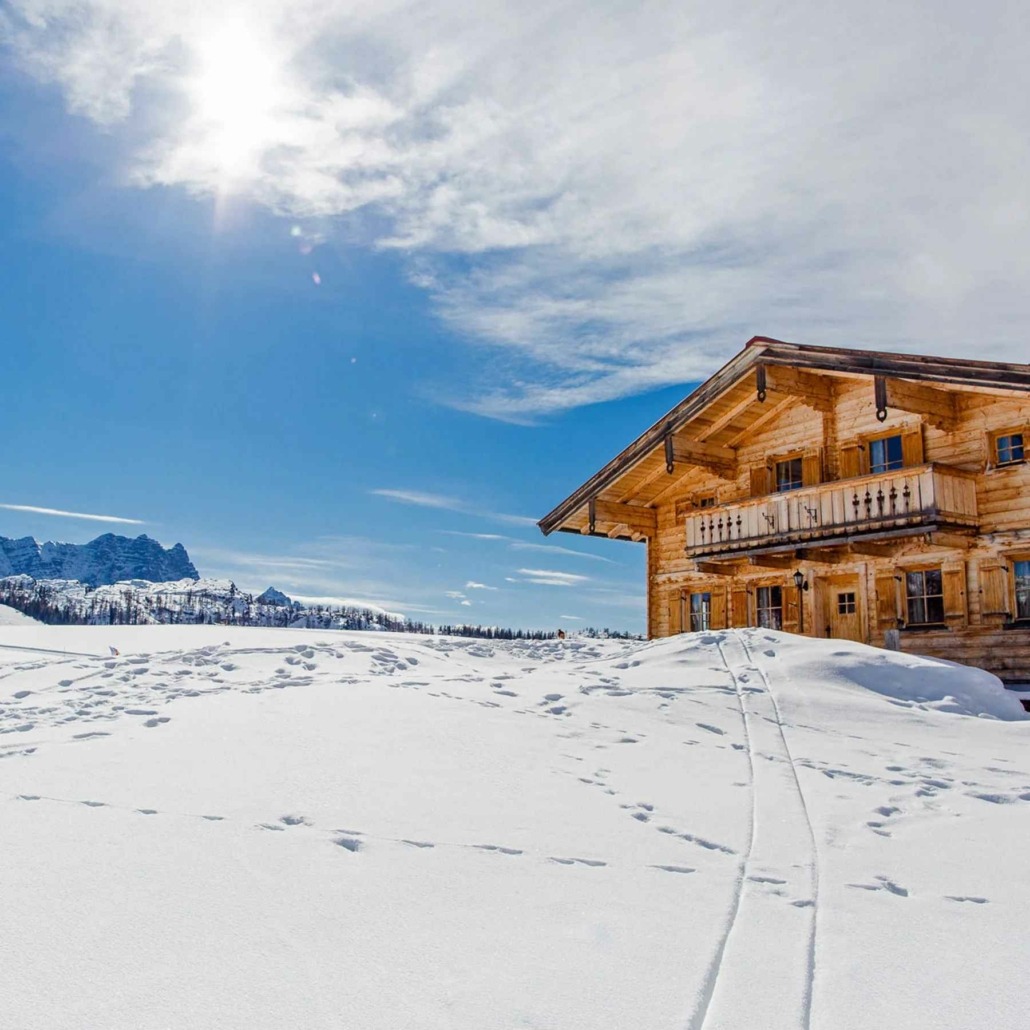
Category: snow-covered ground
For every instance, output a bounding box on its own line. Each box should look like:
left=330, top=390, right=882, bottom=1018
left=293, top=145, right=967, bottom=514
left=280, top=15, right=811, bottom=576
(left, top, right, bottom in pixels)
left=0, top=602, right=39, bottom=625
left=1, top=625, right=1027, bottom=1030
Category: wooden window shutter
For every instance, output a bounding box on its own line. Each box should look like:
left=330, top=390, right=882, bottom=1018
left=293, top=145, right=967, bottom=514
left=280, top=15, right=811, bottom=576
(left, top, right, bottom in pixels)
left=901, top=426, right=924, bottom=467
left=711, top=589, right=728, bottom=630
left=942, top=564, right=967, bottom=623
left=875, top=572, right=898, bottom=628
left=668, top=592, right=682, bottom=635
left=749, top=464, right=769, bottom=498
left=839, top=443, right=862, bottom=479
left=979, top=563, right=1010, bottom=618
left=801, top=449, right=822, bottom=487
left=731, top=587, right=749, bottom=627
left=782, top=580, right=800, bottom=633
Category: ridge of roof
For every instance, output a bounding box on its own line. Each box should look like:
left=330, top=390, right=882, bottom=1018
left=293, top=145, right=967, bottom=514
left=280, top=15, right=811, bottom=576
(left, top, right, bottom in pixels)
left=537, top=337, right=1030, bottom=535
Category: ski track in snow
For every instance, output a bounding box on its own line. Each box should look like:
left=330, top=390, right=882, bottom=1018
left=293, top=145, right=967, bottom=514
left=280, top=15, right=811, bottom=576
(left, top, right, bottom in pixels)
left=688, top=632, right=820, bottom=1030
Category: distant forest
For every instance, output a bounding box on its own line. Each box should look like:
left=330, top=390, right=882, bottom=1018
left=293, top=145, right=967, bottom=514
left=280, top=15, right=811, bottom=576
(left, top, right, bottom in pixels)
left=0, top=577, right=638, bottom=641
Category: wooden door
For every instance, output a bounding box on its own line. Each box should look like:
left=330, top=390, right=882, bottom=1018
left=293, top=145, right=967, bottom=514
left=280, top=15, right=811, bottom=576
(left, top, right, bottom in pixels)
left=818, top=574, right=865, bottom=642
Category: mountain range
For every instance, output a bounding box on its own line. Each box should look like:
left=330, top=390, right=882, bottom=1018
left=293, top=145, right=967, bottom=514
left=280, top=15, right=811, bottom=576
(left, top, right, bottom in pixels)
left=0, top=533, right=198, bottom=587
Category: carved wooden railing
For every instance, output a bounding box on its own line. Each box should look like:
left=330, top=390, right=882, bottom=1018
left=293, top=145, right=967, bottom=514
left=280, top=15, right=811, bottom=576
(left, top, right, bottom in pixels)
left=684, top=463, right=978, bottom=557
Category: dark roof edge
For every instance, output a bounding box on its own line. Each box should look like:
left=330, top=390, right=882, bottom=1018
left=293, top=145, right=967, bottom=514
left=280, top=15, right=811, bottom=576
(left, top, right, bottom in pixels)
left=537, top=337, right=1030, bottom=535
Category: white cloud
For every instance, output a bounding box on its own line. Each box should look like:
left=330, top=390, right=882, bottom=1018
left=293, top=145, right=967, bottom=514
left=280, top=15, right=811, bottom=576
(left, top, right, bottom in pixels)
left=559, top=614, right=582, bottom=621
left=372, top=488, right=533, bottom=526
left=6, top=1, right=1029, bottom=417
left=0, top=503, right=144, bottom=525
left=465, top=581, right=497, bottom=591
left=509, top=541, right=618, bottom=565
left=512, top=568, right=589, bottom=587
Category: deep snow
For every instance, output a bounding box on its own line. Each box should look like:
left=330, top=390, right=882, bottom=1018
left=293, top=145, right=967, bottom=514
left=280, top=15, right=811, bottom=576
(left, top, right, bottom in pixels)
left=1, top=625, right=1027, bottom=1030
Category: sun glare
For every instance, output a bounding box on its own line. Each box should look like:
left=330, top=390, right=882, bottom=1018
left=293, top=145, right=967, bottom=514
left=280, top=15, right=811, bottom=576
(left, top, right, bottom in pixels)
left=188, top=21, right=287, bottom=183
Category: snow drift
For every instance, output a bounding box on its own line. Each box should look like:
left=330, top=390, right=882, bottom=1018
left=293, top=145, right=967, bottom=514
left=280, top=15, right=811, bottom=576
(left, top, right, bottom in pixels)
left=1, top=626, right=1027, bottom=1030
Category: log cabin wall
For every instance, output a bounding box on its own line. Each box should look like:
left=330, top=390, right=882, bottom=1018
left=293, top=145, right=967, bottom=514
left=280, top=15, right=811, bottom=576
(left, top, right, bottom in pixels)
left=645, top=377, right=1030, bottom=683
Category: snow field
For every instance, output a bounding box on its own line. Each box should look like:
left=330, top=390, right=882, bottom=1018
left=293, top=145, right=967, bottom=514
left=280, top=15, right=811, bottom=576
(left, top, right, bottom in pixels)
left=1, top=626, right=1028, bottom=1029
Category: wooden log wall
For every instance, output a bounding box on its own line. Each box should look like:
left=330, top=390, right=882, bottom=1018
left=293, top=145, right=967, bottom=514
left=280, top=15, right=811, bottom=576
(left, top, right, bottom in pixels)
left=645, top=376, right=1030, bottom=682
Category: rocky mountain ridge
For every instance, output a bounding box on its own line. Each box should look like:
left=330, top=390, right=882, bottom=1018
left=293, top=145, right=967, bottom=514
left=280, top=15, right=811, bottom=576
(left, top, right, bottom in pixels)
left=0, top=533, right=198, bottom=587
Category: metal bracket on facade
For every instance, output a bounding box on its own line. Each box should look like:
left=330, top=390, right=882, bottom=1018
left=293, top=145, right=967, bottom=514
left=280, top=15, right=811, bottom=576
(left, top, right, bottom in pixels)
left=874, top=375, right=889, bottom=422
left=756, top=364, right=767, bottom=403
left=588, top=498, right=596, bottom=534
left=664, top=435, right=675, bottom=474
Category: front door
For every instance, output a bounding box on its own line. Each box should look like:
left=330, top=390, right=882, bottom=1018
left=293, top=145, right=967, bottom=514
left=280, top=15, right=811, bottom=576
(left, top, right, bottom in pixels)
left=818, top=574, right=865, bottom=642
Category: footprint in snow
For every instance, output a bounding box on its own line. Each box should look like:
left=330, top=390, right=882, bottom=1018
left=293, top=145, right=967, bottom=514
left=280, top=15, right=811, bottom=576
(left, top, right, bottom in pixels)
left=80, top=800, right=106, bottom=808
left=136, top=808, right=158, bottom=816
left=651, top=864, right=695, bottom=875
left=696, top=723, right=725, bottom=735
left=945, top=895, right=988, bottom=904
left=280, top=814, right=312, bottom=826
left=550, top=856, right=606, bottom=867
left=474, top=844, right=523, bottom=855
left=403, top=840, right=435, bottom=849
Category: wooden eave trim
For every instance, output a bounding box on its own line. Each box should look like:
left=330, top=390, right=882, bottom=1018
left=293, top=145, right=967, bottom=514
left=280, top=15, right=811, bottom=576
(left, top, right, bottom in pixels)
left=537, top=336, right=1030, bottom=536
left=537, top=345, right=768, bottom=533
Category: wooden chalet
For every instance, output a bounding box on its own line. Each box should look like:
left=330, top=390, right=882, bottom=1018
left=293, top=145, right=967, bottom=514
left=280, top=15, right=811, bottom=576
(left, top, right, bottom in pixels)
left=538, top=338, right=1030, bottom=684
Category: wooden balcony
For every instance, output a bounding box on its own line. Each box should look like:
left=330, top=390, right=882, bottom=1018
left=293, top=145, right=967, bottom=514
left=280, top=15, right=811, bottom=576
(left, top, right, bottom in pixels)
left=684, top=463, right=978, bottom=558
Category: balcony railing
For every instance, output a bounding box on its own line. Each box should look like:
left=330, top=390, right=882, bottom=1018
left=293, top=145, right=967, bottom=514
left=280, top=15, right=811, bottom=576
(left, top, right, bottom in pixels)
left=684, top=463, right=978, bottom=558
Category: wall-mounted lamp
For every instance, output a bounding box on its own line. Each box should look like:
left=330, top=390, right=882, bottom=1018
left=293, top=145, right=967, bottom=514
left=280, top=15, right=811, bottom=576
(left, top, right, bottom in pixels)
left=793, top=569, right=809, bottom=634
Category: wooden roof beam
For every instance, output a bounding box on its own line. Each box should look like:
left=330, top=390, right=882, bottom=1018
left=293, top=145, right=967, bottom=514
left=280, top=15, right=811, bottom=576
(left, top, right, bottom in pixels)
left=591, top=499, right=657, bottom=537
left=875, top=376, right=959, bottom=431
left=763, top=365, right=835, bottom=412
left=695, top=561, right=742, bottom=576
left=798, top=547, right=857, bottom=566
left=726, top=396, right=794, bottom=447
left=696, top=388, right=760, bottom=442
left=664, top=433, right=738, bottom=481
left=746, top=555, right=797, bottom=570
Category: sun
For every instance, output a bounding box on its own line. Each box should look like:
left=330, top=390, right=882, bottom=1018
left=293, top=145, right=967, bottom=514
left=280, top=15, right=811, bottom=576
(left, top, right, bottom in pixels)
left=187, top=19, right=288, bottom=183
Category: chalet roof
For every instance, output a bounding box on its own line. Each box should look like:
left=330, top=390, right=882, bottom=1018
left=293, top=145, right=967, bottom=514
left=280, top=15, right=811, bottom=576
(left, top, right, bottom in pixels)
left=538, top=336, right=1030, bottom=536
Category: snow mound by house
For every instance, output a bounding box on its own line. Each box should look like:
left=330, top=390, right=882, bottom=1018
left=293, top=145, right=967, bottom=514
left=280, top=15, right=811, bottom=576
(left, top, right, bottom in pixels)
left=739, top=630, right=1026, bottom=720
left=1, top=625, right=1027, bottom=1030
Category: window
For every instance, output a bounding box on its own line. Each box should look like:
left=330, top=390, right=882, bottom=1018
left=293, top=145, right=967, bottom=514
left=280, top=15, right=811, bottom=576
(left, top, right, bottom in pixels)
left=995, top=432, right=1025, bottom=466
left=756, top=585, right=783, bottom=630
left=689, top=592, right=711, bottom=631
left=775, top=457, right=803, bottom=493
left=869, top=434, right=904, bottom=474
left=837, top=592, right=856, bottom=615
left=698, top=495, right=717, bottom=509
left=1015, top=560, right=1030, bottom=621
left=905, top=569, right=945, bottom=625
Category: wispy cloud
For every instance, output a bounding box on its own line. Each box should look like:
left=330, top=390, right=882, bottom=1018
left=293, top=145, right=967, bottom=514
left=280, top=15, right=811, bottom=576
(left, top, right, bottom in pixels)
left=559, top=614, right=582, bottom=621
left=511, top=568, right=590, bottom=588
left=439, top=531, right=617, bottom=564
left=0, top=503, right=144, bottom=525
left=371, top=488, right=534, bottom=526
left=465, top=581, right=497, bottom=591
left=6, top=2, right=1027, bottom=417
left=509, top=541, right=617, bottom=564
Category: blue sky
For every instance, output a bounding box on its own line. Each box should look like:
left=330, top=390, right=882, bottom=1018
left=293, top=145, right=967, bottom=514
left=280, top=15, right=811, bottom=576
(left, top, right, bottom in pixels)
left=2, top=1, right=1027, bottom=630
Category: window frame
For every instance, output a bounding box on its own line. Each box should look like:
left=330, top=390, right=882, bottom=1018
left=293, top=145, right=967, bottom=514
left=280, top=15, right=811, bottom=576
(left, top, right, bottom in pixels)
left=904, top=566, right=946, bottom=627
left=689, top=592, right=712, bottom=632
left=1013, top=558, right=1030, bottom=623
left=866, top=431, right=904, bottom=475
left=755, top=584, right=784, bottom=630
left=774, top=454, right=804, bottom=493
left=990, top=427, right=1026, bottom=468
left=837, top=591, right=857, bottom=616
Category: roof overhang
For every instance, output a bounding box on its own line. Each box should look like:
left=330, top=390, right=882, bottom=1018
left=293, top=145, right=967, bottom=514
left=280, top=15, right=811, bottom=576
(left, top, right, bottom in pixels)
left=538, top=336, right=1030, bottom=536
